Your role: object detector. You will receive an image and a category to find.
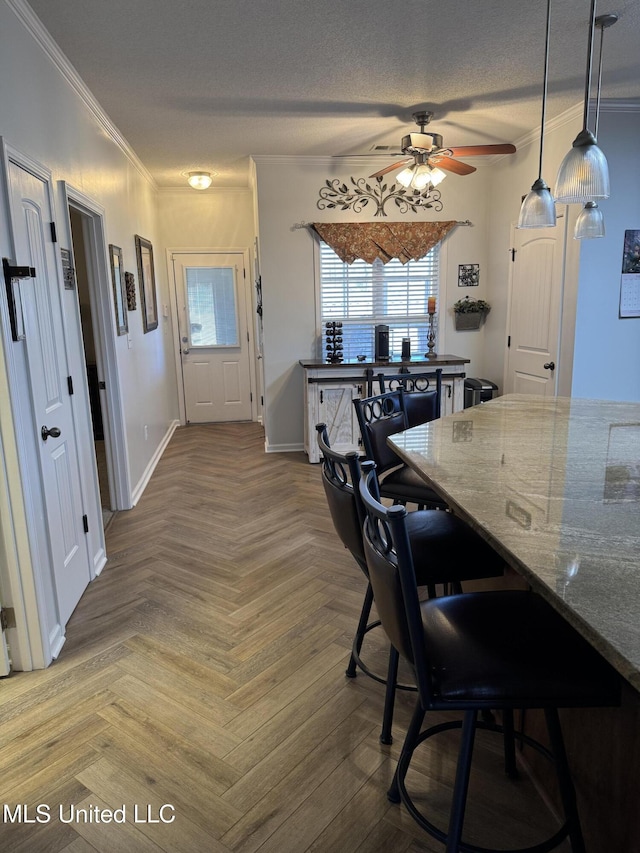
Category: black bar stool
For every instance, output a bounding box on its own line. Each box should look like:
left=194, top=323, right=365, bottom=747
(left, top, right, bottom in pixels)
left=358, top=459, right=620, bottom=853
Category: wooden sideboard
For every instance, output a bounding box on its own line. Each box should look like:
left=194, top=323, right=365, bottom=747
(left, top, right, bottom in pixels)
left=300, top=355, right=470, bottom=463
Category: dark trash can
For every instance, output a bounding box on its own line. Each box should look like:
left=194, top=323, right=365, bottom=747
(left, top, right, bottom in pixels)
left=464, top=378, right=498, bottom=408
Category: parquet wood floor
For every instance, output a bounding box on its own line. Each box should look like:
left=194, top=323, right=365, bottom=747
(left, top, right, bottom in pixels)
left=0, top=423, right=568, bottom=852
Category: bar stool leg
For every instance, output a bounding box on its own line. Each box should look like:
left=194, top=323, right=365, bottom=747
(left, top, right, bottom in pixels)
left=544, top=708, right=586, bottom=853
left=380, top=644, right=400, bottom=744
left=346, top=583, right=374, bottom=678
left=502, top=708, right=519, bottom=779
left=387, top=700, right=425, bottom=803
left=446, top=710, right=477, bottom=853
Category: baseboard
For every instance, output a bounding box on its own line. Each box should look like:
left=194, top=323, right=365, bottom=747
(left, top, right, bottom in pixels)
left=49, top=624, right=65, bottom=661
left=93, top=549, right=107, bottom=577
left=131, top=420, right=179, bottom=506
left=264, top=440, right=305, bottom=453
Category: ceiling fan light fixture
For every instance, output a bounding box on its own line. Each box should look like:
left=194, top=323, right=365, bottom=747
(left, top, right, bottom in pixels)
left=429, top=167, right=447, bottom=187
left=395, top=166, right=415, bottom=188
left=574, top=200, right=605, bottom=239
left=410, top=164, right=432, bottom=190
left=187, top=171, right=213, bottom=190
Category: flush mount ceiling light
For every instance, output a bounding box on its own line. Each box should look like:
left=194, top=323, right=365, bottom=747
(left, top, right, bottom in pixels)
left=187, top=171, right=213, bottom=190
left=555, top=0, right=611, bottom=204
left=574, top=12, right=617, bottom=239
left=518, top=0, right=556, bottom=229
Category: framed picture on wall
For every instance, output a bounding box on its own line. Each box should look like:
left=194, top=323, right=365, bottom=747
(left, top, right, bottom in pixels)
left=135, top=234, right=158, bottom=332
left=109, top=244, right=128, bottom=335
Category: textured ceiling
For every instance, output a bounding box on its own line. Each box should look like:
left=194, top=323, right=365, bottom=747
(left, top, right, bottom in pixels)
left=25, top=0, right=640, bottom=187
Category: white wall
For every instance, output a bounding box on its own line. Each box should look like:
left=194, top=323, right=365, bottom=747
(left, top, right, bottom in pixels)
left=252, top=155, right=494, bottom=451
left=157, top=188, right=254, bottom=249
left=571, top=107, right=640, bottom=401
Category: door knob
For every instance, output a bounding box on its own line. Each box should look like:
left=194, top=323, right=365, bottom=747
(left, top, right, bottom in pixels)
left=41, top=425, right=61, bottom=442
left=543, top=361, right=555, bottom=371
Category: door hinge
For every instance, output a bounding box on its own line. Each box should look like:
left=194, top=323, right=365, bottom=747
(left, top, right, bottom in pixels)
left=0, top=607, right=16, bottom=630
left=507, top=335, right=511, bottom=348
left=510, top=248, right=516, bottom=262
left=320, top=390, right=323, bottom=404
left=50, top=222, right=57, bottom=243
left=67, top=375, right=74, bottom=395
left=261, top=395, right=264, bottom=406
left=82, top=514, right=89, bottom=534
left=250, top=392, right=253, bottom=402
left=247, top=331, right=250, bottom=342
left=98, top=380, right=106, bottom=390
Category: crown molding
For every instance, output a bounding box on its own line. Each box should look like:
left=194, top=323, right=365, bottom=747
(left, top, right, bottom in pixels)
left=598, top=99, right=640, bottom=113
left=6, top=0, right=156, bottom=188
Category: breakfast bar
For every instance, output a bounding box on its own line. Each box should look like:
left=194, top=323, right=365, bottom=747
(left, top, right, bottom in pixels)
left=388, top=393, right=640, bottom=849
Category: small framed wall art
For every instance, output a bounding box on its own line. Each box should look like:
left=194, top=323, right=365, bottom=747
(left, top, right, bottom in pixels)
left=135, top=235, right=158, bottom=332
left=109, top=244, right=128, bottom=335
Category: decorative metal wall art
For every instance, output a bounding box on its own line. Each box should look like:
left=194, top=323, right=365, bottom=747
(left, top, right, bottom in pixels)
left=458, top=263, right=480, bottom=287
left=125, top=271, right=137, bottom=310
left=317, top=176, right=442, bottom=218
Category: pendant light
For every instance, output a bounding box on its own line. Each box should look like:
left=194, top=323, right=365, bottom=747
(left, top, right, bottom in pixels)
left=555, top=0, right=609, bottom=203
left=574, top=13, right=617, bottom=239
left=518, top=0, right=556, bottom=228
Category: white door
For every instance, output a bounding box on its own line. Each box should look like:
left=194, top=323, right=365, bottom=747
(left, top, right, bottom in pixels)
left=7, top=162, right=91, bottom=626
left=505, top=222, right=566, bottom=396
left=172, top=252, right=252, bottom=422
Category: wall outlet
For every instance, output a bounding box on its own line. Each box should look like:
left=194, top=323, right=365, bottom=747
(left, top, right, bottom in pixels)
left=144, top=424, right=148, bottom=440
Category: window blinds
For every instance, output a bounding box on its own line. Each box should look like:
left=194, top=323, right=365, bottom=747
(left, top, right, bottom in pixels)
left=319, top=242, right=439, bottom=361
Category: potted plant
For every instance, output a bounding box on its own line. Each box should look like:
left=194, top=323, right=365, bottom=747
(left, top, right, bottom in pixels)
left=453, top=296, right=491, bottom=330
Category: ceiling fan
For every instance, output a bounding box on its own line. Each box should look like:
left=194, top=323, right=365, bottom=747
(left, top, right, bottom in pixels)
left=369, top=111, right=516, bottom=189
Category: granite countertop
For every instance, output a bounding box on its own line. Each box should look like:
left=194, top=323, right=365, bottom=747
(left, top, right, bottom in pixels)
left=299, top=354, right=470, bottom=368
left=389, top=394, right=640, bottom=689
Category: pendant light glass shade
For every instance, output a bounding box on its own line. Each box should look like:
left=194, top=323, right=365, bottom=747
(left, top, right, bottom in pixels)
left=517, top=0, right=556, bottom=229
left=518, top=178, right=557, bottom=228
left=574, top=201, right=605, bottom=238
left=554, top=0, right=611, bottom=204
left=554, top=129, right=610, bottom=203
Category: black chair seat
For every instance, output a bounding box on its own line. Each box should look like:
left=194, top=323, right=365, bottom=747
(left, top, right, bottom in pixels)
left=407, top=511, right=503, bottom=586
left=380, top=464, right=447, bottom=509
left=422, top=590, right=620, bottom=706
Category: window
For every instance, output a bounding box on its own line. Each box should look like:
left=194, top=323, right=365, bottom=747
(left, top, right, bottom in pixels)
left=318, top=242, right=439, bottom=361
left=185, top=266, right=238, bottom=347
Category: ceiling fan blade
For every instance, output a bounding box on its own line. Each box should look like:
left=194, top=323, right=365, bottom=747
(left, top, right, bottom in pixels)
left=447, top=144, right=516, bottom=157
left=369, top=159, right=411, bottom=179
left=429, top=155, right=476, bottom=176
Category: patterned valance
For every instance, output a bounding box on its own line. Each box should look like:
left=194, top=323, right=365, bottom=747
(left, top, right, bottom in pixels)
left=310, top=221, right=458, bottom=265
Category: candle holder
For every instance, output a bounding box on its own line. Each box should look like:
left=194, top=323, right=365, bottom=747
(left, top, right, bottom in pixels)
left=425, top=312, right=437, bottom=358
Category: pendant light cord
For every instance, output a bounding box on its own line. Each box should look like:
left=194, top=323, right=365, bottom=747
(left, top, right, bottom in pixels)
left=537, top=0, right=552, bottom=181
left=582, top=0, right=598, bottom=132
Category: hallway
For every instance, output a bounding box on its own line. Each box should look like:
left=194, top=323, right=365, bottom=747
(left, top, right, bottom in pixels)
left=0, top=423, right=564, bottom=852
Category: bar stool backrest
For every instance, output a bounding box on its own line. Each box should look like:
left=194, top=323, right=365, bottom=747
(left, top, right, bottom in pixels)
left=378, top=369, right=443, bottom=428
left=353, top=390, right=408, bottom=475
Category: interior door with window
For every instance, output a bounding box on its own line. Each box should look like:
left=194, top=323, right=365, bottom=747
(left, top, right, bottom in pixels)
left=172, top=252, right=252, bottom=422
left=505, top=221, right=567, bottom=396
